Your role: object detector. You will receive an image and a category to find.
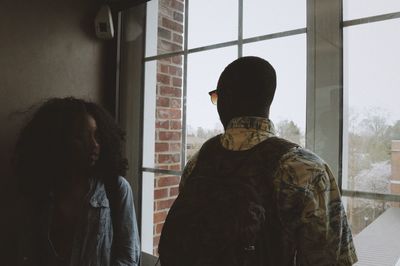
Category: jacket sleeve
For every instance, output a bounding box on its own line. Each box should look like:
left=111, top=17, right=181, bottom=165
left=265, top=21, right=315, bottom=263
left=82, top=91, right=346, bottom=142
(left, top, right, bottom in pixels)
left=277, top=148, right=358, bottom=266
left=111, top=177, right=141, bottom=266
left=179, top=151, right=199, bottom=192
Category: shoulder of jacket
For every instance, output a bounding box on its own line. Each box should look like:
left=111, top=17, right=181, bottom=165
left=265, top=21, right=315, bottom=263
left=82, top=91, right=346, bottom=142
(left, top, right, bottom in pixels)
left=116, top=176, right=132, bottom=191
left=277, top=146, right=330, bottom=189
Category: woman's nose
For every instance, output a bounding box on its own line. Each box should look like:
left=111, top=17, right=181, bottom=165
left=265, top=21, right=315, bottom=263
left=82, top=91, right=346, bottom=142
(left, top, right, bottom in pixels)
left=91, top=136, right=100, bottom=152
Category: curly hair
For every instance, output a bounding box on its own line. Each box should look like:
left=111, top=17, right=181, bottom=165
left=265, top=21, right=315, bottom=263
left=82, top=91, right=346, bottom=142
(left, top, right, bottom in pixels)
left=14, top=97, right=128, bottom=199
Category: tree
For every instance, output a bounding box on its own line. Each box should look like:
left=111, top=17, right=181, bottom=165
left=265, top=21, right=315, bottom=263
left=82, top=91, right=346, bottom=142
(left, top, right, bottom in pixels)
left=385, top=120, right=400, bottom=141
left=276, top=120, right=302, bottom=145
left=196, top=127, right=206, bottom=138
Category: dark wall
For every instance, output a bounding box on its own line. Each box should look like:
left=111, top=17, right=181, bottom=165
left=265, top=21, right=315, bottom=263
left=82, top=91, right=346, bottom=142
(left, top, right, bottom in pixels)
left=0, top=0, right=115, bottom=262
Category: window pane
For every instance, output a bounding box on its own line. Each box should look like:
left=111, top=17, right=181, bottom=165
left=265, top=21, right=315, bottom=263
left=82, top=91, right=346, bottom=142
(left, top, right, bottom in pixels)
left=143, top=56, right=184, bottom=171
left=343, top=0, right=400, bottom=21
left=188, top=0, right=238, bottom=48
left=243, top=0, right=306, bottom=39
left=343, top=19, right=400, bottom=195
left=243, top=34, right=306, bottom=146
left=141, top=172, right=181, bottom=255
left=186, top=47, right=237, bottom=160
left=145, top=0, right=185, bottom=57
left=343, top=196, right=400, bottom=266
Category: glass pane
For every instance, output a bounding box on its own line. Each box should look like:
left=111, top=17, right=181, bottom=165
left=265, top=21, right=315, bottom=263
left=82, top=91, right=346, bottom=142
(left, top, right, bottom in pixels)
left=343, top=196, right=400, bottom=266
left=186, top=47, right=237, bottom=160
left=243, top=0, right=306, bottom=39
left=343, top=19, right=400, bottom=194
left=188, top=0, right=238, bottom=48
left=243, top=34, right=306, bottom=146
left=141, top=172, right=181, bottom=256
left=343, top=0, right=400, bottom=21
left=344, top=197, right=399, bottom=235
left=145, top=0, right=185, bottom=57
left=143, top=55, right=184, bottom=171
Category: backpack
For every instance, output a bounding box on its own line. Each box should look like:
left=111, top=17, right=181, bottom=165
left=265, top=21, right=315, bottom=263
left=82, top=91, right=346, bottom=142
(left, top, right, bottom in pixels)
left=158, top=136, right=297, bottom=266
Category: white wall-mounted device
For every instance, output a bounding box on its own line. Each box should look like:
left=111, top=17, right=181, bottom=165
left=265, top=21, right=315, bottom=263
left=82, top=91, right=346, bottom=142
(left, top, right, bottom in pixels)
left=95, top=5, right=114, bottom=40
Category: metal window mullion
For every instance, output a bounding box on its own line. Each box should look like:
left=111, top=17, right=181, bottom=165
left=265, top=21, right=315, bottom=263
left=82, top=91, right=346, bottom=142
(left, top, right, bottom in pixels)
left=343, top=11, right=400, bottom=27
left=306, top=0, right=343, bottom=182
left=238, top=0, right=243, bottom=57
left=242, top=28, right=307, bottom=44
left=181, top=0, right=189, bottom=169
left=342, top=190, right=400, bottom=203
left=142, top=167, right=183, bottom=176
left=144, top=28, right=307, bottom=62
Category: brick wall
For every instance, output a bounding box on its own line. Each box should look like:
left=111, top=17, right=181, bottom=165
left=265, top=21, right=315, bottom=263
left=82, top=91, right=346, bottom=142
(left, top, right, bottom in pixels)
left=153, top=0, right=185, bottom=255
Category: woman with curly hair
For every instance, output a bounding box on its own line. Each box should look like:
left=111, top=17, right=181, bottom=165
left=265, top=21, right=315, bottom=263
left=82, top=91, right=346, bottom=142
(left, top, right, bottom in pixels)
left=15, top=97, right=140, bottom=266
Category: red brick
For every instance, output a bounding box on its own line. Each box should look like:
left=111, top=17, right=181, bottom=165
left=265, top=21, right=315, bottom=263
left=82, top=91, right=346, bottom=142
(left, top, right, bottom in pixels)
left=170, top=121, right=182, bottom=130
left=157, top=176, right=180, bottom=187
left=169, top=164, right=181, bottom=170
left=159, top=39, right=182, bottom=53
left=154, top=188, right=169, bottom=199
left=158, top=154, right=180, bottom=164
left=170, top=0, right=184, bottom=12
left=170, top=186, right=179, bottom=197
left=154, top=247, right=159, bottom=256
left=159, top=57, right=172, bottom=63
left=172, top=56, right=182, bottom=65
left=155, top=142, right=169, bottom=152
left=169, top=65, right=182, bottom=77
left=173, top=33, right=183, bottom=44
left=162, top=17, right=183, bottom=33
left=157, top=165, right=169, bottom=170
left=157, top=108, right=181, bottom=119
left=170, top=98, right=181, bottom=108
left=159, top=3, right=173, bottom=17
left=169, top=142, right=181, bottom=152
left=160, top=86, right=181, bottom=97
left=156, top=198, right=176, bottom=210
left=155, top=222, right=164, bottom=235
left=153, top=235, right=160, bottom=247
left=159, top=131, right=181, bottom=141
left=159, top=63, right=169, bottom=74
left=172, top=77, right=182, bottom=87
left=158, top=27, right=171, bottom=40
left=154, top=211, right=168, bottom=223
left=157, top=96, right=170, bottom=107
left=156, top=120, right=169, bottom=129
left=157, top=73, right=170, bottom=85
left=173, top=11, right=184, bottom=23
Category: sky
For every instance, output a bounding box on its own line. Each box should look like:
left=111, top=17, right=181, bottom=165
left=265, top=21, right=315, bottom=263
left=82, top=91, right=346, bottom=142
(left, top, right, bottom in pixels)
left=186, top=0, right=306, bottom=131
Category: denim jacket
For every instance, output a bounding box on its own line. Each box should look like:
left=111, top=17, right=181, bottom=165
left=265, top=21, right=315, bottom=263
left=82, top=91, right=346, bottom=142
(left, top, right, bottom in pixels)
left=18, top=176, right=140, bottom=266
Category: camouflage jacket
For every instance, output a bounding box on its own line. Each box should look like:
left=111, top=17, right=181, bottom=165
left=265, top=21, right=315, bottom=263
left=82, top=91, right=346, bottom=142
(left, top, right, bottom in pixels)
left=180, top=116, right=358, bottom=266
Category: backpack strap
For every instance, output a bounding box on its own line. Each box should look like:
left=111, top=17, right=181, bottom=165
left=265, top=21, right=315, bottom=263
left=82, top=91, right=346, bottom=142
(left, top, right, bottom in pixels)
left=193, top=135, right=298, bottom=183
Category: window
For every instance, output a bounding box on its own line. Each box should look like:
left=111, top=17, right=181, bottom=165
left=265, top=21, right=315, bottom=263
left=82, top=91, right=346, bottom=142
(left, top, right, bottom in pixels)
left=131, top=0, right=400, bottom=262
left=141, top=0, right=306, bottom=255
left=342, top=2, right=400, bottom=238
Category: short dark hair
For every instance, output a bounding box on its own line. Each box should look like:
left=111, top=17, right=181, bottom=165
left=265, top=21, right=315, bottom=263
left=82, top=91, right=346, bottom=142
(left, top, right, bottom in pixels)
left=14, top=97, right=127, bottom=199
left=216, top=56, right=276, bottom=127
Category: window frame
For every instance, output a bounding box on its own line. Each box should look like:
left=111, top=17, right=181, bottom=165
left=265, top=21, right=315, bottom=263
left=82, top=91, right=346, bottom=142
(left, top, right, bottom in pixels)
left=118, top=0, right=400, bottom=258
left=341, top=5, right=400, bottom=202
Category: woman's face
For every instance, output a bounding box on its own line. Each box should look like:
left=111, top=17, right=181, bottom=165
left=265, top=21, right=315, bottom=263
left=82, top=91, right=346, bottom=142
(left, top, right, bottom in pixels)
left=69, top=114, right=101, bottom=171
left=86, top=115, right=101, bottom=166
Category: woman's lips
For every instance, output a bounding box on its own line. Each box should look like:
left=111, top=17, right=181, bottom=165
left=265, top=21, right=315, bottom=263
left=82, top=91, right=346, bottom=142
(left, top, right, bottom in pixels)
left=90, top=153, right=99, bottom=163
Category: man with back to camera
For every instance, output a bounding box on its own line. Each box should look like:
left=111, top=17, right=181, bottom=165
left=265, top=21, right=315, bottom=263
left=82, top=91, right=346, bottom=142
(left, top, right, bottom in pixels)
left=160, top=56, right=358, bottom=265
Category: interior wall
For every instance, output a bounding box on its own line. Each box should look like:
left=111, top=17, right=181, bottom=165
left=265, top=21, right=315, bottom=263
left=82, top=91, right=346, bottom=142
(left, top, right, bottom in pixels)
left=0, top=0, right=114, bottom=262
